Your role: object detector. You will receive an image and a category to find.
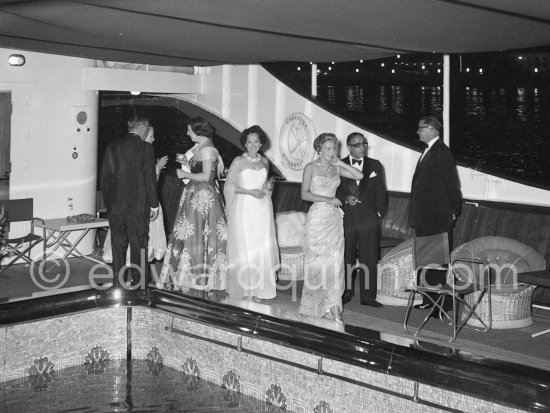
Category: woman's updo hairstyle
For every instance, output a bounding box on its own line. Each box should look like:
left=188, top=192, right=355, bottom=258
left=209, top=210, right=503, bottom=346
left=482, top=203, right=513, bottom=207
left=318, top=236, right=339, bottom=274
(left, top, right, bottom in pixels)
left=313, top=133, right=337, bottom=153
left=188, top=116, right=213, bottom=139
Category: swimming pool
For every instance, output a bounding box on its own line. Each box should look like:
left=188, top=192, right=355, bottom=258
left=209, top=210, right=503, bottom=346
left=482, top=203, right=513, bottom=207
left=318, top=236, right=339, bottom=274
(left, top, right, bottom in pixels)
left=1, top=359, right=274, bottom=412
left=0, top=288, right=547, bottom=412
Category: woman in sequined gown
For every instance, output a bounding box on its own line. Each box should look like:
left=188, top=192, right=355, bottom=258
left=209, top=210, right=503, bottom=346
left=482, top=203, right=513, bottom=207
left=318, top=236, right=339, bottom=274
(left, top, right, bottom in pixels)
left=224, top=125, right=279, bottom=301
left=299, top=133, right=363, bottom=323
left=157, top=117, right=227, bottom=294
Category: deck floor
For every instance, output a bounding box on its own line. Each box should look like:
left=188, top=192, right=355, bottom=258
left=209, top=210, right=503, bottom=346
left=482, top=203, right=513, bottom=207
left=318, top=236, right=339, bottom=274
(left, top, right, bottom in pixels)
left=1, top=254, right=549, bottom=372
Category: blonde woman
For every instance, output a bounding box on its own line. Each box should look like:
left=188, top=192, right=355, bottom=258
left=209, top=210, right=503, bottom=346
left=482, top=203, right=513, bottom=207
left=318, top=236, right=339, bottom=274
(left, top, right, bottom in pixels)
left=299, top=133, right=363, bottom=323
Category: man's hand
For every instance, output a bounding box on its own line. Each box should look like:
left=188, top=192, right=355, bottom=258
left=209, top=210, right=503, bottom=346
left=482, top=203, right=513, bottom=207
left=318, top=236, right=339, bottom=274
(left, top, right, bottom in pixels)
left=150, top=208, right=159, bottom=221
left=345, top=195, right=361, bottom=206
left=156, top=155, right=168, bottom=170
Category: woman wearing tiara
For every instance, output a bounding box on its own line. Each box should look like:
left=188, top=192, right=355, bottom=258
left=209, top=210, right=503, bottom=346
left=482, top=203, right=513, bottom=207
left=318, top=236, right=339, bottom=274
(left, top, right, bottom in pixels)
left=224, top=125, right=279, bottom=301
left=157, top=117, right=227, bottom=294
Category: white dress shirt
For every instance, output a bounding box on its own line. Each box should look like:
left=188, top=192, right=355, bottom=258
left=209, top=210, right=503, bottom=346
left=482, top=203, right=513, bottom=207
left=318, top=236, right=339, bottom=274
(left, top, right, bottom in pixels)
left=349, top=155, right=363, bottom=185
left=419, top=136, right=439, bottom=163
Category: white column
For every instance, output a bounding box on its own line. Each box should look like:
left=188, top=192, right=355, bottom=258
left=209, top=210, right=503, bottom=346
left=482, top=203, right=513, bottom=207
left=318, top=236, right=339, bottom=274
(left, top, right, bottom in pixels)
left=311, top=63, right=317, bottom=97
left=443, top=54, right=450, bottom=146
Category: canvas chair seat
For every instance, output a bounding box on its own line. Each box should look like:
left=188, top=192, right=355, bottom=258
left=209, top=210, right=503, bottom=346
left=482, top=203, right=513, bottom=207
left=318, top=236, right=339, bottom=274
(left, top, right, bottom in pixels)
left=403, top=233, right=492, bottom=342
left=0, top=199, right=46, bottom=273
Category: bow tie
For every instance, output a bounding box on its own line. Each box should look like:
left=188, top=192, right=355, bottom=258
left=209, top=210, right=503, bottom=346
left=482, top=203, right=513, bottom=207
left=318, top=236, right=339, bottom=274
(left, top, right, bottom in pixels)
left=352, top=158, right=362, bottom=165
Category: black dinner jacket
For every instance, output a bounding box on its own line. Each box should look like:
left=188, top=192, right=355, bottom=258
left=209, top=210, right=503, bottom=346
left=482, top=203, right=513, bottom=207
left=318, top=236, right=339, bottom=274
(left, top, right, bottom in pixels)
left=336, top=156, right=388, bottom=223
left=409, top=138, right=461, bottom=234
left=100, top=133, right=159, bottom=217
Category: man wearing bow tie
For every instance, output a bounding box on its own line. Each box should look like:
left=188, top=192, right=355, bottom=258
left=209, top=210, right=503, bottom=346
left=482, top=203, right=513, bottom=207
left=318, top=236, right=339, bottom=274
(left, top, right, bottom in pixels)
left=336, top=133, right=388, bottom=307
left=410, top=115, right=461, bottom=312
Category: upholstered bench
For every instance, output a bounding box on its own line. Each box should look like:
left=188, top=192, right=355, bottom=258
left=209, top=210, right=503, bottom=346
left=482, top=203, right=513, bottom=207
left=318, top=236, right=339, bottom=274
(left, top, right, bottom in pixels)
left=451, top=236, right=547, bottom=329
left=275, top=211, right=307, bottom=281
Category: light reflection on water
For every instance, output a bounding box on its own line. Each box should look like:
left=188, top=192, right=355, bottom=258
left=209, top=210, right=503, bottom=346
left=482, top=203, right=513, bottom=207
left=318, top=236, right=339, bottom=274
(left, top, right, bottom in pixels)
left=316, top=84, right=549, bottom=186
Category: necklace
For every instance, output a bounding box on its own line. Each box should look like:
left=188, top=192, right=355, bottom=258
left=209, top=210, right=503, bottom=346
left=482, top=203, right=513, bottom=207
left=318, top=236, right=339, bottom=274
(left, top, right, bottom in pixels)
left=244, top=153, right=261, bottom=163
left=316, top=160, right=333, bottom=173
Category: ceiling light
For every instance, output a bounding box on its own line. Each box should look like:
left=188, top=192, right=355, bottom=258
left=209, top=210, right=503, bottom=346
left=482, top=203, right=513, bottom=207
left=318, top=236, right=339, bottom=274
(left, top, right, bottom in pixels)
left=8, top=54, right=25, bottom=66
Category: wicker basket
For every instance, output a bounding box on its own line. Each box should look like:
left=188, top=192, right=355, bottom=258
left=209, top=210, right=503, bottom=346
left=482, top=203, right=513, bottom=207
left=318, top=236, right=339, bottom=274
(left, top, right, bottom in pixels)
left=278, top=246, right=305, bottom=281
left=376, top=238, right=422, bottom=306
left=463, top=284, right=537, bottom=329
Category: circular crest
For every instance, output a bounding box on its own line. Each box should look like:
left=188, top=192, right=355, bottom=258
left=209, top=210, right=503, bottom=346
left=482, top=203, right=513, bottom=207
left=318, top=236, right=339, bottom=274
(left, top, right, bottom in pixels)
left=279, top=113, right=316, bottom=170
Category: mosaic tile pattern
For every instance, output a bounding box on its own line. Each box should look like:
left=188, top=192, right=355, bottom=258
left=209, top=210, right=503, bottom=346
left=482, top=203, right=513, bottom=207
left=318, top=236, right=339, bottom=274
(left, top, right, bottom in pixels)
left=83, top=345, right=110, bottom=375
left=314, top=400, right=333, bottom=413
left=2, top=360, right=272, bottom=411
left=146, top=347, right=163, bottom=376
left=28, top=357, right=55, bottom=392
left=182, top=357, right=201, bottom=390
left=266, top=383, right=287, bottom=410
left=0, top=307, right=527, bottom=413
left=132, top=308, right=525, bottom=413
left=221, top=369, right=241, bottom=408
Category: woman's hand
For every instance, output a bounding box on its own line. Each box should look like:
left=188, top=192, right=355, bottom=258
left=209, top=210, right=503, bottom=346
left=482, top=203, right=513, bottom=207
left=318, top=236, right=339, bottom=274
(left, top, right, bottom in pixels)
left=157, top=155, right=168, bottom=170
left=176, top=169, right=188, bottom=180
left=176, top=153, right=190, bottom=168
left=249, top=189, right=266, bottom=199
left=331, top=156, right=344, bottom=167
left=329, top=197, right=342, bottom=207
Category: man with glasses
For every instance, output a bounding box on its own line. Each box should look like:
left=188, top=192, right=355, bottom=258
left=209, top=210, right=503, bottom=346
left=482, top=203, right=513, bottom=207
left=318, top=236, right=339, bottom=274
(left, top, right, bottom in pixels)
left=337, top=132, right=387, bottom=307
left=410, top=115, right=461, bottom=311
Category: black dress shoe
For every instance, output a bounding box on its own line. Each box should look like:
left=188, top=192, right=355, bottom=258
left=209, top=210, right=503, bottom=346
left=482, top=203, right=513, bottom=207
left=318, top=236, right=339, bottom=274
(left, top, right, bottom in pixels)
left=342, top=290, right=353, bottom=304
left=414, top=303, right=434, bottom=310
left=361, top=299, right=383, bottom=308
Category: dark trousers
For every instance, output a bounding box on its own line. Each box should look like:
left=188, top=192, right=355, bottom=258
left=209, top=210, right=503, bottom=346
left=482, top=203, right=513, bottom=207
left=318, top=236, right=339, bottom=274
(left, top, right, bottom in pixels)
left=414, top=227, right=453, bottom=308
left=158, top=174, right=184, bottom=237
left=109, top=214, right=150, bottom=287
left=344, top=218, right=380, bottom=303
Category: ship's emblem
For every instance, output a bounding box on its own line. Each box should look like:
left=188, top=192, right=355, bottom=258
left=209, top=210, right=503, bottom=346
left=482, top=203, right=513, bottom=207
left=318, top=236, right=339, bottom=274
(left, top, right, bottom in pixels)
left=279, top=112, right=316, bottom=170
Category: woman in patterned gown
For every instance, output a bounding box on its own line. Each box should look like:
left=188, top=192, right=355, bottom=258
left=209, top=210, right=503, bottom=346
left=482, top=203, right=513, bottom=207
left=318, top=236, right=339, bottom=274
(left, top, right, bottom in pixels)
left=224, top=125, right=279, bottom=301
left=299, top=133, right=363, bottom=323
left=157, top=117, right=227, bottom=294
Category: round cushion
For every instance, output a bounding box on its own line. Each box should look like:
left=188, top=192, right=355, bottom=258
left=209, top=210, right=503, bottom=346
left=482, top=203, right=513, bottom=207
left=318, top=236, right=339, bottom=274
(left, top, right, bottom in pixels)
left=451, top=236, right=546, bottom=288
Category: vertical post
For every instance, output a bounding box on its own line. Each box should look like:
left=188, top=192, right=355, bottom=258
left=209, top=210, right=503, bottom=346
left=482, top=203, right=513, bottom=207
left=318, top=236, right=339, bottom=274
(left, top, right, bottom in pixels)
left=443, top=54, right=450, bottom=146
left=311, top=63, right=318, bottom=97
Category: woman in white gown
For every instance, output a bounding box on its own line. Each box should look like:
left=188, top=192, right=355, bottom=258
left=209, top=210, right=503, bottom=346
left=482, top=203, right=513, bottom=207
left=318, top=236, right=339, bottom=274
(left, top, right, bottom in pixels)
left=103, top=126, right=168, bottom=264
left=299, top=133, right=363, bottom=323
left=224, top=125, right=279, bottom=301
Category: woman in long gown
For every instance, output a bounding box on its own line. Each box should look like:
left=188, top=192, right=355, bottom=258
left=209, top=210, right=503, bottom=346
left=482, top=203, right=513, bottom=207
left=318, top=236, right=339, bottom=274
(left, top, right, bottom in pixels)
left=299, top=133, right=363, bottom=323
left=102, top=126, right=168, bottom=264
left=157, top=117, right=227, bottom=293
left=224, top=125, right=279, bottom=301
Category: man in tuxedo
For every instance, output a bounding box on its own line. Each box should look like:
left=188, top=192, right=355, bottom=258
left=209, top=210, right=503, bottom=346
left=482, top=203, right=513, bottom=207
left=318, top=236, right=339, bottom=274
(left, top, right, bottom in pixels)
left=409, top=115, right=461, bottom=310
left=101, top=115, right=159, bottom=288
left=337, top=132, right=387, bottom=307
